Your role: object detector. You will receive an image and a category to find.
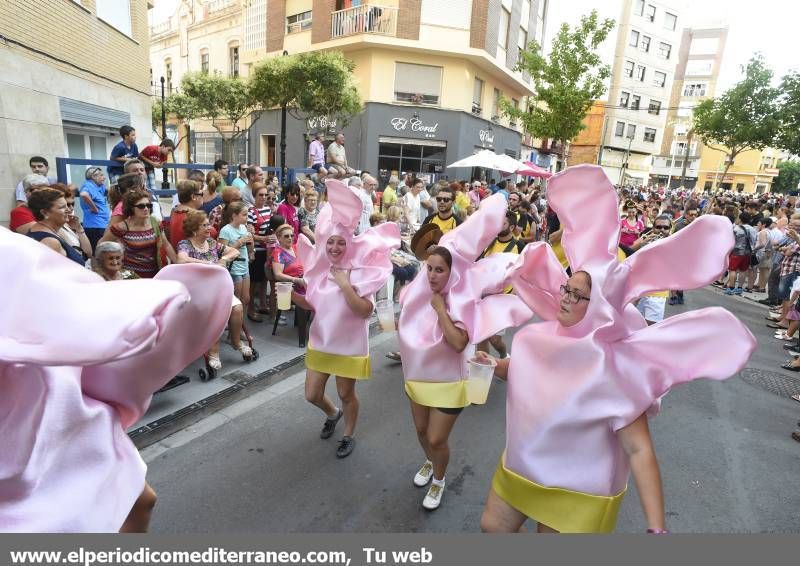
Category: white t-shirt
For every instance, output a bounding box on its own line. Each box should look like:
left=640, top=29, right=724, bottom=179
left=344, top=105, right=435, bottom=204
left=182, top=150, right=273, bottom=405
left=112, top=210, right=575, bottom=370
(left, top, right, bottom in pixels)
left=354, top=188, right=373, bottom=235
left=403, top=191, right=422, bottom=225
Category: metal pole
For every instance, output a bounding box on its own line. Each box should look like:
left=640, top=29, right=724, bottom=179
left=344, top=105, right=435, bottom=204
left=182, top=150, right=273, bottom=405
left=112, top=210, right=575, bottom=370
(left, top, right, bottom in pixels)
left=679, top=130, right=692, bottom=189
left=619, top=134, right=633, bottom=185
left=280, top=50, right=289, bottom=188
left=597, top=109, right=610, bottom=166
left=160, top=76, right=169, bottom=189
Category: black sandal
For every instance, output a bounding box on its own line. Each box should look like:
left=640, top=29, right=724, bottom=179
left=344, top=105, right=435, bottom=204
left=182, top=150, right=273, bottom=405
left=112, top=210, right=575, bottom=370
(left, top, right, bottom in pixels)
left=780, top=363, right=800, bottom=371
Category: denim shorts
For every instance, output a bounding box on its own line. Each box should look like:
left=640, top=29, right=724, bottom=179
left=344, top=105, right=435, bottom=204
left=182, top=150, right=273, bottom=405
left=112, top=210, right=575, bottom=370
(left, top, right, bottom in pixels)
left=778, top=272, right=798, bottom=300
left=231, top=272, right=250, bottom=284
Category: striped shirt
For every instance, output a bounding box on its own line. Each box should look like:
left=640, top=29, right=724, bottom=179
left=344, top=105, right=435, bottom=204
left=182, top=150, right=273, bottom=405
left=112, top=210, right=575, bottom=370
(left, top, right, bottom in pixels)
left=109, top=222, right=159, bottom=278
left=247, top=205, right=272, bottom=252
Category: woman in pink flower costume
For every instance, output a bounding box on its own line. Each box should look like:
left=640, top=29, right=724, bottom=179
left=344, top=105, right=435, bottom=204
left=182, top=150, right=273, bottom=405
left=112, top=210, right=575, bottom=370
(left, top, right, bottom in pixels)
left=478, top=165, right=757, bottom=533
left=0, top=227, right=233, bottom=532
left=398, top=195, right=532, bottom=510
left=296, top=179, right=399, bottom=459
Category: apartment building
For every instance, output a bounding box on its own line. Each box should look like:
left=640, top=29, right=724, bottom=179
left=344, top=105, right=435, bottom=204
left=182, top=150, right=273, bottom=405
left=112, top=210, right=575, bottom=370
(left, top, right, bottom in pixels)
left=149, top=0, right=247, bottom=164
left=599, top=0, right=683, bottom=186
left=697, top=146, right=786, bottom=194
left=149, top=0, right=549, bottom=182
left=650, top=26, right=728, bottom=189
left=1, top=0, right=153, bottom=225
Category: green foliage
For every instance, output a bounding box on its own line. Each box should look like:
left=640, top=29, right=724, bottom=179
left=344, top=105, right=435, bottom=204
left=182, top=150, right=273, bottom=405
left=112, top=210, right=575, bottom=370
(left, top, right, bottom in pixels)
left=500, top=10, right=614, bottom=163
left=692, top=55, right=780, bottom=167
left=773, top=161, right=800, bottom=193
left=249, top=51, right=362, bottom=126
left=777, top=71, right=800, bottom=155
left=180, top=72, right=254, bottom=127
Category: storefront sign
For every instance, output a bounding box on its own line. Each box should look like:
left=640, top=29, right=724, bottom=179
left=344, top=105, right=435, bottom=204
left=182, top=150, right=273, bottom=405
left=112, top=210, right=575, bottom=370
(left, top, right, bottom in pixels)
left=389, top=117, right=439, bottom=138
left=307, top=115, right=337, bottom=131
left=479, top=129, right=495, bottom=146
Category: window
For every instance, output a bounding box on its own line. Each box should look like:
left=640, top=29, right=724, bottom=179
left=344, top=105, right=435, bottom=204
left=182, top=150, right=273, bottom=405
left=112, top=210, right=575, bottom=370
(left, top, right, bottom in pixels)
left=636, top=65, right=646, bottom=82
left=658, top=42, right=671, bottom=59
left=286, top=11, right=312, bottom=34
left=615, top=121, right=625, bottom=137
left=619, top=91, right=630, bottom=108
left=473, top=77, right=484, bottom=114
left=686, top=60, right=714, bottom=76
left=96, top=0, right=132, bottom=37
left=510, top=98, right=519, bottom=126
left=165, top=59, right=173, bottom=93
left=664, top=158, right=672, bottom=168
left=499, top=8, right=511, bottom=49
left=200, top=50, right=209, bottom=74
left=624, top=60, right=635, bottom=77
left=492, top=88, right=501, bottom=119
left=653, top=70, right=666, bottom=87
left=629, top=30, right=640, bottom=47
left=394, top=62, right=443, bottom=105
left=646, top=4, right=656, bottom=22
left=664, top=12, right=677, bottom=30
left=644, top=128, right=656, bottom=143
left=640, top=35, right=650, bottom=52
left=626, top=124, right=637, bottom=139
left=674, top=159, right=683, bottom=168
left=648, top=100, right=661, bottom=115
left=518, top=26, right=528, bottom=51
left=682, top=83, right=707, bottom=97
left=229, top=44, right=239, bottom=77
left=689, top=38, right=720, bottom=56
left=631, top=95, right=641, bottom=110
left=635, top=0, right=645, bottom=16
left=378, top=141, right=447, bottom=177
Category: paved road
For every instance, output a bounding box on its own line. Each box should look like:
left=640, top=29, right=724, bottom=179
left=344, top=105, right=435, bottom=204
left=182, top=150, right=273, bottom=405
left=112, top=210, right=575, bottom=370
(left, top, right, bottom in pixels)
left=143, top=288, right=800, bottom=533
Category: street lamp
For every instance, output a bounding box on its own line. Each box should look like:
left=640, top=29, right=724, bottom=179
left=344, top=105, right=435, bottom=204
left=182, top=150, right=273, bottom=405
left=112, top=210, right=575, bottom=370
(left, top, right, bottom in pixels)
left=160, top=76, right=169, bottom=189
left=280, top=50, right=289, bottom=189
left=619, top=131, right=634, bottom=185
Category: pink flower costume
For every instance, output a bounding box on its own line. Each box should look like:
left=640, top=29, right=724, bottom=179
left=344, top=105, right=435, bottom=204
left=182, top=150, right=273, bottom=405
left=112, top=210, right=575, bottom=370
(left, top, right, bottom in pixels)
left=492, top=165, right=756, bottom=532
left=398, top=195, right=532, bottom=407
left=0, top=227, right=233, bottom=532
left=297, top=179, right=399, bottom=379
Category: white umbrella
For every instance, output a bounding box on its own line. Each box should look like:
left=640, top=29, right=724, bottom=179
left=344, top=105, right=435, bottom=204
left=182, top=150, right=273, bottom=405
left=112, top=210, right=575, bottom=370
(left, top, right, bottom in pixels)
left=447, top=150, right=523, bottom=173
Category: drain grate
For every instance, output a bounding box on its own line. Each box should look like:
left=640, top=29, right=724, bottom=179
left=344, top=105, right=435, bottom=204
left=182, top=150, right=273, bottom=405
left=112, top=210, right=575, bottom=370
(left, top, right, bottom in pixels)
left=739, top=368, right=800, bottom=398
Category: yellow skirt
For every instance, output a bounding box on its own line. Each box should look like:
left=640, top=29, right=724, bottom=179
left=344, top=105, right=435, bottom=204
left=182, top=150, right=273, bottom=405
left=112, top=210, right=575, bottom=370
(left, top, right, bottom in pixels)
left=404, top=379, right=469, bottom=409
left=306, top=345, right=371, bottom=380
left=492, top=453, right=626, bottom=533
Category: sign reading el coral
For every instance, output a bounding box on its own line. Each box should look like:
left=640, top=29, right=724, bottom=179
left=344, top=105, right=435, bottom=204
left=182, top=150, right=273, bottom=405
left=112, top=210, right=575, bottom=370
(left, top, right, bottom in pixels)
left=390, top=117, right=439, bottom=138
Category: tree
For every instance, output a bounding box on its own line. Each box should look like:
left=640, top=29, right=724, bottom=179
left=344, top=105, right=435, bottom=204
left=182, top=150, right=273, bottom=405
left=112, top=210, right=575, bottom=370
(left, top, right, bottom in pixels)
left=773, top=161, right=800, bottom=193
left=500, top=10, right=614, bottom=167
left=249, top=51, right=362, bottom=125
left=152, top=92, right=201, bottom=157
left=777, top=71, right=800, bottom=155
left=692, top=55, right=781, bottom=189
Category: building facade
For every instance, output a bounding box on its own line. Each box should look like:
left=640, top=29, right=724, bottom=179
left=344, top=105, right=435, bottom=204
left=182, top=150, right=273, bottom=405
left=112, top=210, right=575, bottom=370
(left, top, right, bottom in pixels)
left=599, top=0, right=683, bottom=186
left=697, top=146, right=785, bottom=194
left=1, top=0, right=153, bottom=225
left=148, top=0, right=550, bottom=183
left=569, top=101, right=607, bottom=167
left=650, top=26, right=728, bottom=189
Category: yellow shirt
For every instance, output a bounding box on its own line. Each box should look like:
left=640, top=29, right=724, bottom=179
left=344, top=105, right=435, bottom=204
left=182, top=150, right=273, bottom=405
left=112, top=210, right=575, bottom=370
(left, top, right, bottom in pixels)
left=382, top=186, right=398, bottom=207
left=429, top=214, right=459, bottom=233
left=455, top=192, right=471, bottom=213
left=483, top=237, right=520, bottom=293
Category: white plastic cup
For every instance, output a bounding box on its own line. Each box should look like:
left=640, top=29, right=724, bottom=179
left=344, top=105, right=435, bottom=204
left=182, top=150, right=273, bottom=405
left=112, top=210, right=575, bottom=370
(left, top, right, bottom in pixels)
left=375, top=299, right=396, bottom=333
left=466, top=357, right=497, bottom=405
left=276, top=282, right=293, bottom=310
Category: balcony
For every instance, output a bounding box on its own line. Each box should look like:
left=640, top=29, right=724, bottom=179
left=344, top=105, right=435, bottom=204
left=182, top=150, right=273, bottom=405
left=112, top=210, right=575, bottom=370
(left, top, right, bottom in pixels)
left=331, top=4, right=398, bottom=39
left=207, top=0, right=238, bottom=15
left=150, top=20, right=173, bottom=37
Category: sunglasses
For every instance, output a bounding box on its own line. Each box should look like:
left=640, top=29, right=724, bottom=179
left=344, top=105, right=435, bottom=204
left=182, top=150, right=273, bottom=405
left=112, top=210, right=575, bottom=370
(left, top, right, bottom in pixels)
left=134, top=203, right=154, bottom=210
left=653, top=225, right=670, bottom=230
left=436, top=197, right=452, bottom=203
left=65, top=202, right=75, bottom=208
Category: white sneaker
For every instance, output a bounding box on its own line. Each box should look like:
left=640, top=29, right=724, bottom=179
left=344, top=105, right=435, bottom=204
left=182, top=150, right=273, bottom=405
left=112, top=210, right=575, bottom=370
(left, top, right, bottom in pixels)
left=422, top=481, right=444, bottom=510
left=413, top=460, right=433, bottom=487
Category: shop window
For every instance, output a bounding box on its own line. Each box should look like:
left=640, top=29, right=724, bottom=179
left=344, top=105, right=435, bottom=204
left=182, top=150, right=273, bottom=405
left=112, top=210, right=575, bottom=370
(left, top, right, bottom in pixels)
left=644, top=128, right=656, bottom=143
left=394, top=62, right=443, bottom=105
left=286, top=11, right=312, bottom=34
left=378, top=140, right=446, bottom=178
left=736, top=183, right=745, bottom=192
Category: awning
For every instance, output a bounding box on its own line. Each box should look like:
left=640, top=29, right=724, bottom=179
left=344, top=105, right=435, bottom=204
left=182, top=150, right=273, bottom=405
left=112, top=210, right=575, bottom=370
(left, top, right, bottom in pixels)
left=378, top=136, right=446, bottom=147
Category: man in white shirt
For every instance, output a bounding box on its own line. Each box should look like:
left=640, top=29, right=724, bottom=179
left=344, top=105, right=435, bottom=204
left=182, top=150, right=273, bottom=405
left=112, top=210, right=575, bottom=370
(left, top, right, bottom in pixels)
left=349, top=176, right=373, bottom=235
left=403, top=178, right=431, bottom=226
left=327, top=133, right=353, bottom=179
left=16, top=156, right=56, bottom=204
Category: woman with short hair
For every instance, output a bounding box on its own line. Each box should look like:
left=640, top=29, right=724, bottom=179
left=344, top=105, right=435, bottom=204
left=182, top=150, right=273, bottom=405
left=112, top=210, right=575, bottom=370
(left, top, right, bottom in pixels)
left=80, top=167, right=111, bottom=251
left=298, top=189, right=320, bottom=243
left=92, top=241, right=137, bottom=280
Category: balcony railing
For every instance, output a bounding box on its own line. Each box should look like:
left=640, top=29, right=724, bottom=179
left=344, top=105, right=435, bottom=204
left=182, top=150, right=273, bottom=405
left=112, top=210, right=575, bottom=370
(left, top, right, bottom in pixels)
left=150, top=20, right=173, bottom=36
left=331, top=5, right=398, bottom=39
left=207, top=0, right=238, bottom=14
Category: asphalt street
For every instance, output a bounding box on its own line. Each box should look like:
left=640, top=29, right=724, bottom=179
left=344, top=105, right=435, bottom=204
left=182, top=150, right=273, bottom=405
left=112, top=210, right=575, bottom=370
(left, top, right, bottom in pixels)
left=143, top=287, right=800, bottom=533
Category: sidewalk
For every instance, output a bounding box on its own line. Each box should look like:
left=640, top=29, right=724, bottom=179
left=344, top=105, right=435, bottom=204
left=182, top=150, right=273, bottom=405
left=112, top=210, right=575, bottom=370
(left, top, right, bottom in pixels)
left=128, top=308, right=309, bottom=439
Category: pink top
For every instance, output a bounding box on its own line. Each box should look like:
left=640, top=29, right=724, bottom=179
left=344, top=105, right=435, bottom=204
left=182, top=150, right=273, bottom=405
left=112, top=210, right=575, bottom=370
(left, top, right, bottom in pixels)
left=398, top=195, right=531, bottom=384
left=503, top=165, right=756, bottom=497
left=619, top=217, right=644, bottom=247
left=297, top=179, right=399, bottom=357
left=0, top=227, right=233, bottom=532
